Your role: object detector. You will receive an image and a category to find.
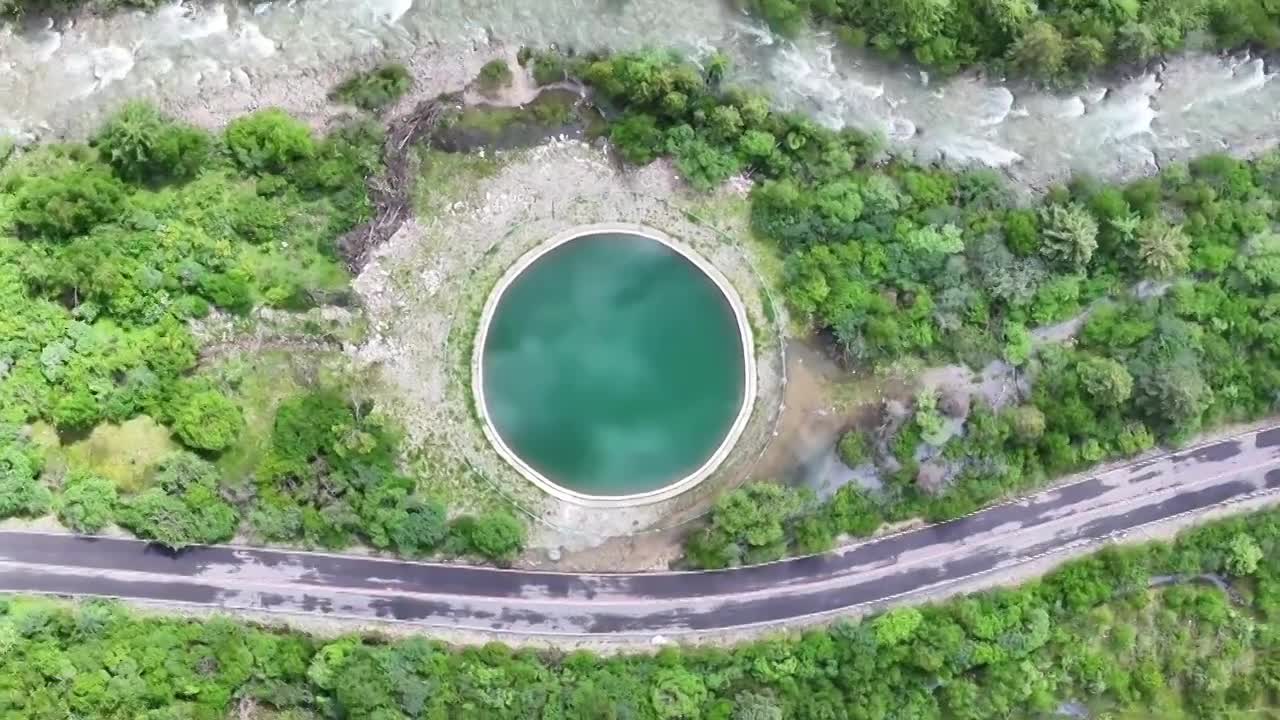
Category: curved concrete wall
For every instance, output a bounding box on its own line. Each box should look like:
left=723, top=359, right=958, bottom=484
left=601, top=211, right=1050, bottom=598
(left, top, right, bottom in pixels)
left=471, top=222, right=757, bottom=508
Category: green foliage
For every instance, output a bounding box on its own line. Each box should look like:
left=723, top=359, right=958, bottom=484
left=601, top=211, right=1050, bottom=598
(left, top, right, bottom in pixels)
left=1225, top=533, right=1263, bottom=576
left=224, top=109, right=316, bottom=174
left=250, top=389, right=525, bottom=560
left=93, top=101, right=211, bottom=183
left=836, top=430, right=870, bottom=468
left=1039, top=202, right=1099, bottom=270
left=519, top=47, right=569, bottom=85
left=1002, top=321, right=1032, bottom=366
left=1136, top=219, right=1191, bottom=278
left=686, top=482, right=813, bottom=568
left=872, top=606, right=923, bottom=646
left=610, top=112, right=666, bottom=165
left=330, top=63, right=412, bottom=112
left=171, top=389, right=243, bottom=452
left=453, top=512, right=526, bottom=565
left=6, top=155, right=126, bottom=240
left=476, top=59, right=514, bottom=95
left=1076, top=354, right=1133, bottom=406
left=0, top=425, right=50, bottom=519
left=115, top=452, right=239, bottom=548
left=54, top=470, right=117, bottom=533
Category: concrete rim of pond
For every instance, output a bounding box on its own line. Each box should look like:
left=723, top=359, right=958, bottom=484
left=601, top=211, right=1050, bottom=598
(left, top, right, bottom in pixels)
left=472, top=222, right=757, bottom=508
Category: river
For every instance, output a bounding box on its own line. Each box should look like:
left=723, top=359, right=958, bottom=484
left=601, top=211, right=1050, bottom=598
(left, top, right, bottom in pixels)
left=1, top=0, right=1278, bottom=187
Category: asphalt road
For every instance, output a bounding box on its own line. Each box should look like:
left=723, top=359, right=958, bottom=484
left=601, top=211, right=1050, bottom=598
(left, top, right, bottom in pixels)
left=1, top=426, right=1278, bottom=637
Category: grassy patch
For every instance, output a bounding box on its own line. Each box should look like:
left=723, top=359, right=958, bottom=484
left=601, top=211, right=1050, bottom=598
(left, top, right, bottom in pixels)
left=63, top=416, right=178, bottom=493
left=453, top=93, right=576, bottom=132
left=205, top=350, right=349, bottom=492
left=436, top=90, right=581, bottom=152
left=412, top=149, right=503, bottom=215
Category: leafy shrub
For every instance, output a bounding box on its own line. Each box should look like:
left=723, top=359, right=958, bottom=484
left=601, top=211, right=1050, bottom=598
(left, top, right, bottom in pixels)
left=476, top=59, right=513, bottom=95
left=224, top=109, right=316, bottom=174
left=453, top=512, right=526, bottom=565
left=836, top=430, right=870, bottom=468
left=93, top=101, right=211, bottom=183
left=115, top=452, right=238, bottom=548
left=171, top=389, right=243, bottom=453
left=0, top=428, right=50, bottom=519
left=55, top=471, right=117, bottom=533
left=330, top=64, right=412, bottom=112
left=685, top=482, right=812, bottom=568
left=609, top=113, right=665, bottom=165
left=8, top=158, right=126, bottom=240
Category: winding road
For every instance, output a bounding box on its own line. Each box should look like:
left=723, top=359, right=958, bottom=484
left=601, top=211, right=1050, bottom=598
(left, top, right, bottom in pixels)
left=1, top=427, right=1279, bottom=638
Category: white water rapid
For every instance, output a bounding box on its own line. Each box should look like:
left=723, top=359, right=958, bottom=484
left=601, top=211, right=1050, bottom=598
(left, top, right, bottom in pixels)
left=2, top=0, right=1278, bottom=187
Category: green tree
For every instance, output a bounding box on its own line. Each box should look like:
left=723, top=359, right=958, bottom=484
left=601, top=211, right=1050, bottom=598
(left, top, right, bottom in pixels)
left=0, top=436, right=51, bottom=519
left=610, top=113, right=665, bottom=165
left=459, top=512, right=525, bottom=565
left=1076, top=355, right=1134, bottom=406
left=93, top=101, right=211, bottom=183
left=1224, top=533, right=1262, bottom=577
left=172, top=390, right=243, bottom=453
left=734, top=691, right=784, bottom=720
left=224, top=109, right=316, bottom=174
left=389, top=497, right=448, bottom=556
left=55, top=471, right=117, bottom=533
left=1135, top=359, right=1213, bottom=438
left=837, top=430, right=870, bottom=468
left=1006, top=405, right=1046, bottom=443
left=1009, top=22, right=1068, bottom=81
left=873, top=607, right=924, bottom=646
left=1136, top=220, right=1190, bottom=278
left=9, top=159, right=126, bottom=240
left=115, top=452, right=239, bottom=548
left=1003, top=321, right=1033, bottom=367
left=1038, top=202, right=1099, bottom=269
left=651, top=667, right=709, bottom=720
left=1234, top=233, right=1280, bottom=290
left=688, top=482, right=809, bottom=567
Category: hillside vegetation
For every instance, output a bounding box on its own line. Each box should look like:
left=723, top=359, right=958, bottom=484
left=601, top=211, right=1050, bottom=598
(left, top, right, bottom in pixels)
left=0, top=102, right=524, bottom=562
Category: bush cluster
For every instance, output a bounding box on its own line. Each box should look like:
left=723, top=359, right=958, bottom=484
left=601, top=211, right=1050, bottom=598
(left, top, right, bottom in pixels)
left=330, top=63, right=413, bottom=113
left=249, top=390, right=525, bottom=564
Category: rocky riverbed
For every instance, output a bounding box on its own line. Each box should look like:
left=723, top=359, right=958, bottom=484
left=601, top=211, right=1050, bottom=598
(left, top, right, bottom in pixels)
left=2, top=0, right=1278, bottom=190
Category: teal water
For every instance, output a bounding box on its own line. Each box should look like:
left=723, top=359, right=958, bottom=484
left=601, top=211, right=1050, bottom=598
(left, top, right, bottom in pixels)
left=481, top=232, right=746, bottom=496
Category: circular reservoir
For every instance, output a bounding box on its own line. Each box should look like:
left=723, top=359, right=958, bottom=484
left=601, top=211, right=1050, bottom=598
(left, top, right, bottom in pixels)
left=476, top=227, right=753, bottom=504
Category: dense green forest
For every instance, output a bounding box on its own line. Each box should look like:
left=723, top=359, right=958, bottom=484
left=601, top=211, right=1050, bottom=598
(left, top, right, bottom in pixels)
left=540, top=49, right=1280, bottom=567
left=743, top=0, right=1280, bottom=84
left=1, top=508, right=1278, bottom=718
left=0, top=101, right=524, bottom=562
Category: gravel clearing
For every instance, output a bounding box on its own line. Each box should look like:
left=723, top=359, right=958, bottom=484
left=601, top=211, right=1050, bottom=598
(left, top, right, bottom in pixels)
left=351, top=141, right=786, bottom=560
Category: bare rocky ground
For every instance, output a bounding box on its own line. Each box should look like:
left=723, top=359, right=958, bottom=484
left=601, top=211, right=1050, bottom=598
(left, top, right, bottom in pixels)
left=351, top=140, right=786, bottom=566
